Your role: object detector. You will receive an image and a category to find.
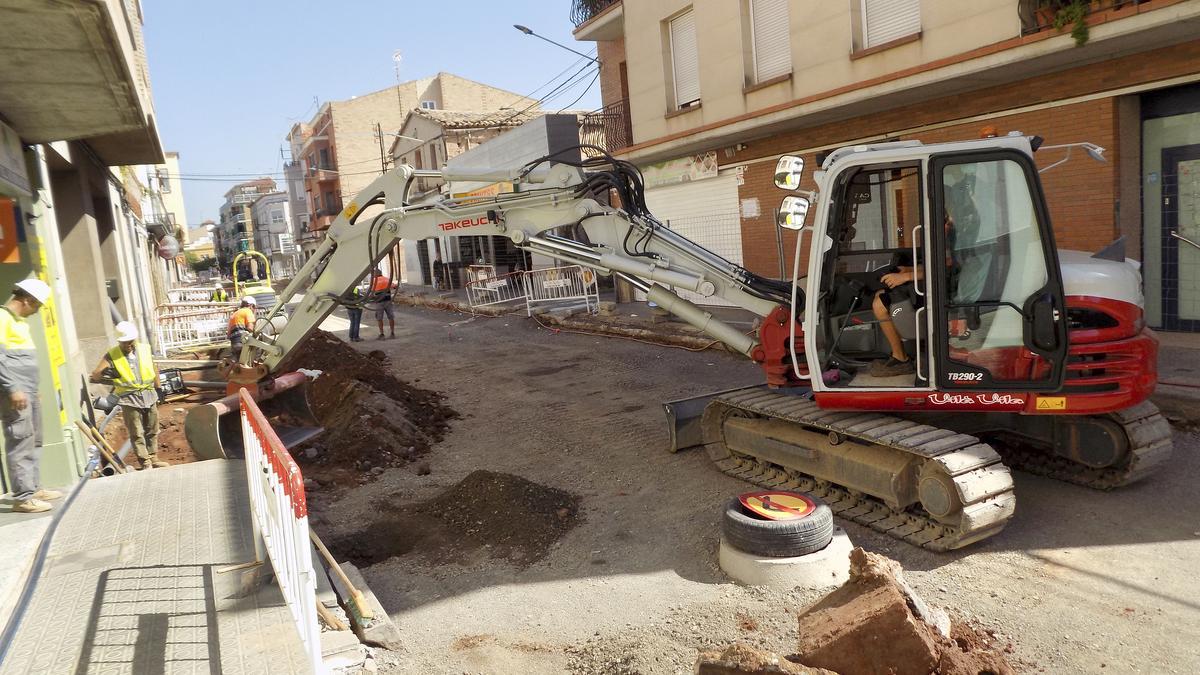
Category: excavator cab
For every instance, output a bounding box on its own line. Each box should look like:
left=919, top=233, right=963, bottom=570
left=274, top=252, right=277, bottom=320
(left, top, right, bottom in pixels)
left=795, top=139, right=1070, bottom=400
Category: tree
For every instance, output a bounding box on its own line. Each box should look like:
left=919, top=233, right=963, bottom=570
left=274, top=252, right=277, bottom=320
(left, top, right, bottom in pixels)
left=185, top=251, right=217, bottom=273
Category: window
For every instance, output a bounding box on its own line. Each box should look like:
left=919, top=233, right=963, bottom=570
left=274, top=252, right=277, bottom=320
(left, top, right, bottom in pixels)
left=157, top=168, right=171, bottom=193
left=861, top=0, right=921, bottom=49
left=323, top=191, right=336, bottom=213
left=318, top=148, right=331, bottom=169
left=749, top=0, right=790, bottom=83
left=668, top=9, right=700, bottom=109
left=420, top=100, right=437, bottom=110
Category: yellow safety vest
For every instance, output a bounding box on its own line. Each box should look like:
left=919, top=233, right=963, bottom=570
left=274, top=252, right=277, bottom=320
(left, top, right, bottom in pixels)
left=108, top=343, right=156, bottom=394
left=211, top=289, right=229, bottom=302
left=0, top=308, right=33, bottom=350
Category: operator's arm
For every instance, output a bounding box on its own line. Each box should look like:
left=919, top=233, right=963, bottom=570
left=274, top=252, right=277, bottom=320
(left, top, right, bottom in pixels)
left=88, top=355, right=112, bottom=384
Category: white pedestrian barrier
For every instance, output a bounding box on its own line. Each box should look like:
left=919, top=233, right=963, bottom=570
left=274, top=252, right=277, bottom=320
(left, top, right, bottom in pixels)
left=154, top=302, right=235, bottom=354
left=465, top=270, right=527, bottom=310
left=240, top=390, right=322, bottom=672
left=523, top=265, right=599, bottom=316
left=168, top=287, right=219, bottom=303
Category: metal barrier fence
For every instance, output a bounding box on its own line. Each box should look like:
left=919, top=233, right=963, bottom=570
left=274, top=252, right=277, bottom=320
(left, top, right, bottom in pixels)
left=154, top=302, right=235, bottom=354
left=168, top=287, right=217, bottom=303
left=239, top=390, right=322, bottom=672
left=465, top=270, right=527, bottom=309
left=523, top=265, right=599, bottom=316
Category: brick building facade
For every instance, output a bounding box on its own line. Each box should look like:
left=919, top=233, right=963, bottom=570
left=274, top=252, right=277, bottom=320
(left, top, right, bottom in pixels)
left=574, top=0, right=1200, bottom=329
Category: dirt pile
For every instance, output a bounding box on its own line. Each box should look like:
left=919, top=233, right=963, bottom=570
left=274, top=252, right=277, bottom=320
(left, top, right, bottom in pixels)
left=789, top=548, right=1014, bottom=675
left=328, top=470, right=582, bottom=567
left=282, top=330, right=457, bottom=489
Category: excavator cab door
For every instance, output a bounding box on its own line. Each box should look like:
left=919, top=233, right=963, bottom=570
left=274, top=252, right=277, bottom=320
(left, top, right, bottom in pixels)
left=927, top=150, right=1069, bottom=391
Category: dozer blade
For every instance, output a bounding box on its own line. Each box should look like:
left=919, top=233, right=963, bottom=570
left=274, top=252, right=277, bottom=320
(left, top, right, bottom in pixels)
left=185, top=371, right=323, bottom=460
left=662, top=385, right=768, bottom=452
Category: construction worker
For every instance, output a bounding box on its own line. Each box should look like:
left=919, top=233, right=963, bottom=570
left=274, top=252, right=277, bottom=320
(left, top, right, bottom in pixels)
left=368, top=267, right=396, bottom=340
left=228, top=296, right=257, bottom=353
left=210, top=283, right=229, bottom=302
left=1, top=279, right=60, bottom=513
left=90, top=322, right=170, bottom=471
left=345, top=285, right=364, bottom=342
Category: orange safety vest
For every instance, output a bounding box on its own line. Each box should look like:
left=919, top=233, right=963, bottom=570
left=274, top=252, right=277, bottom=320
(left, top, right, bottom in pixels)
left=228, top=307, right=256, bottom=333
left=371, top=275, right=391, bottom=293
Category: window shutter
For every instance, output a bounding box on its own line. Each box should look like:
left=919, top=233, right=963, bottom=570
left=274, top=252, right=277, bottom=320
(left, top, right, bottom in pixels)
left=751, top=0, right=790, bottom=82
left=863, top=0, right=921, bottom=49
left=670, top=10, right=700, bottom=108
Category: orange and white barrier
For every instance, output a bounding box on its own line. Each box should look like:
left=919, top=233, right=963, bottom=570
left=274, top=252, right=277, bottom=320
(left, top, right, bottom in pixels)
left=239, top=390, right=322, bottom=671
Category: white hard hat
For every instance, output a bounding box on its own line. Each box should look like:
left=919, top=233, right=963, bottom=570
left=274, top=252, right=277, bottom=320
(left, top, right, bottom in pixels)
left=14, top=278, right=51, bottom=304
left=115, top=321, right=139, bottom=342
left=242, top=296, right=257, bottom=306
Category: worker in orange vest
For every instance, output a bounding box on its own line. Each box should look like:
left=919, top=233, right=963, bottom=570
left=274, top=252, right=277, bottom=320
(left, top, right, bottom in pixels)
left=228, top=296, right=257, bottom=354
left=368, top=267, right=396, bottom=340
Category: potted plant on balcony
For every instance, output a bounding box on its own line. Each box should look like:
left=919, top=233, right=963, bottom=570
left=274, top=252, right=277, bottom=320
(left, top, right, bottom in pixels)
left=1036, top=0, right=1093, bottom=46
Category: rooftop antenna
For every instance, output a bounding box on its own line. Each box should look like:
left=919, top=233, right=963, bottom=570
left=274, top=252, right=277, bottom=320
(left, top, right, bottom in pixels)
left=392, top=50, right=404, bottom=111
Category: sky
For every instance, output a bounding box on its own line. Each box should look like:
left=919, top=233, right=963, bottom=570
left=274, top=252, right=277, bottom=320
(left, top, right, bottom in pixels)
left=143, top=0, right=602, bottom=224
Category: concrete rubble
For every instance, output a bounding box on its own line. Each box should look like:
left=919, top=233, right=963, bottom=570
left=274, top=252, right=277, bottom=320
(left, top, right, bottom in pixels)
left=699, top=548, right=1015, bottom=675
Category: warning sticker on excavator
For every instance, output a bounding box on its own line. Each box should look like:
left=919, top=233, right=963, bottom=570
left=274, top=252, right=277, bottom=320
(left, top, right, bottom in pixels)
left=343, top=202, right=359, bottom=219
left=739, top=491, right=816, bottom=521
left=1036, top=396, right=1067, bottom=411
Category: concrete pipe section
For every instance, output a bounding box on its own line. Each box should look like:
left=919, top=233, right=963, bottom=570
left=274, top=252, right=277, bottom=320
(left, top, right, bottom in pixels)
left=719, top=527, right=853, bottom=590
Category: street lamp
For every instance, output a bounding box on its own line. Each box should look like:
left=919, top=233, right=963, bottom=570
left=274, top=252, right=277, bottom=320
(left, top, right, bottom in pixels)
left=513, top=24, right=600, bottom=65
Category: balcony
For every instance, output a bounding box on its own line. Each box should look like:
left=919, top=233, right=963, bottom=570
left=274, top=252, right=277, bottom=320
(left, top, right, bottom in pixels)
left=308, top=167, right=338, bottom=183
left=571, top=0, right=623, bottom=41
left=1019, top=0, right=1152, bottom=40
left=580, top=99, right=632, bottom=154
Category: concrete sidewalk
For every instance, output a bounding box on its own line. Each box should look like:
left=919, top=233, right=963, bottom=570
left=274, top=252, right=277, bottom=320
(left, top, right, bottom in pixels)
left=0, top=461, right=311, bottom=675
left=1150, top=331, right=1200, bottom=426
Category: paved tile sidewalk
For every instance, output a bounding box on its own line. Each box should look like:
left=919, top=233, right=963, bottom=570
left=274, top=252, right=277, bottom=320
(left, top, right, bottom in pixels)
left=0, top=460, right=311, bottom=675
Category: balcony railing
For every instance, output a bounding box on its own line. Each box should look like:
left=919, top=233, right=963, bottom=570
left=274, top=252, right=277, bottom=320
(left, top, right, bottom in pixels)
left=571, top=0, right=620, bottom=27
left=580, top=99, right=632, bottom=155
left=1019, top=0, right=1146, bottom=40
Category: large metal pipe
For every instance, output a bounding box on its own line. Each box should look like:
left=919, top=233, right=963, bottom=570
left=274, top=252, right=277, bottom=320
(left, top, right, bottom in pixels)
left=646, top=285, right=757, bottom=356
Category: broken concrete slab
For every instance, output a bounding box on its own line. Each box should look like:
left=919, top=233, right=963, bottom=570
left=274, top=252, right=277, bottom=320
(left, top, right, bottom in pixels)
left=321, top=628, right=366, bottom=671
left=696, top=644, right=834, bottom=675
left=329, top=560, right=404, bottom=651
left=597, top=301, right=617, bottom=316
left=793, top=548, right=1013, bottom=675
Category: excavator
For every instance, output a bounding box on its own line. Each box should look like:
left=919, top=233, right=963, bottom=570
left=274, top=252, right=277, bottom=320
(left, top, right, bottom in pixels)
left=185, top=134, right=1170, bottom=552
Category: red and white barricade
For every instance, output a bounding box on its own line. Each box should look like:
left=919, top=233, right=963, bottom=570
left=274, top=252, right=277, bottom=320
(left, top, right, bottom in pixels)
left=239, top=390, right=322, bottom=671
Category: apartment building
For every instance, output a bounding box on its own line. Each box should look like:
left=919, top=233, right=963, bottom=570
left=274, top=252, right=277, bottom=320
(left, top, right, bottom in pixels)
left=574, top=0, right=1200, bottom=328
left=391, top=112, right=586, bottom=286
left=250, top=192, right=299, bottom=278
left=284, top=73, right=537, bottom=258
left=215, top=178, right=277, bottom=270
left=153, top=151, right=190, bottom=243
left=0, top=0, right=165, bottom=490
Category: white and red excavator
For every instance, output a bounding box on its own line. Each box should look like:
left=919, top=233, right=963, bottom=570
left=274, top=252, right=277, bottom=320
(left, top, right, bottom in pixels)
left=186, top=132, right=1170, bottom=552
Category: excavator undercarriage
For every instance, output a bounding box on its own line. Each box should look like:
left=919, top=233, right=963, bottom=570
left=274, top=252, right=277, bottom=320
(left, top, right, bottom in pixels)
left=669, top=388, right=1172, bottom=551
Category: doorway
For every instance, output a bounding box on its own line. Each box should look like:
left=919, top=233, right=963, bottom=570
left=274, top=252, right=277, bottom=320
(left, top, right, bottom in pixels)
left=1160, top=144, right=1200, bottom=330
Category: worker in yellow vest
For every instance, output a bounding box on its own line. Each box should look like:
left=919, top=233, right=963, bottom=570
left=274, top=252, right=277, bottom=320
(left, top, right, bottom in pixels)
left=210, top=283, right=229, bottom=302
left=1, top=278, right=61, bottom=513
left=89, top=322, right=170, bottom=470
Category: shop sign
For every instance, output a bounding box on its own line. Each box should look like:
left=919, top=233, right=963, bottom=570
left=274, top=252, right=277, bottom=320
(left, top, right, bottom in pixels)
left=0, top=121, right=30, bottom=198
left=642, top=151, right=718, bottom=189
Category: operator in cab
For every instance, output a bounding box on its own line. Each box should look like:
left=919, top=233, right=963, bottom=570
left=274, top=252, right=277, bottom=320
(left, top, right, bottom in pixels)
left=228, top=296, right=257, bottom=354
left=89, top=321, right=170, bottom=470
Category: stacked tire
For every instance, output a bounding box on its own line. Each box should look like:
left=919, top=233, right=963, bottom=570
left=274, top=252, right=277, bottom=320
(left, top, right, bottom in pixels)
left=721, top=493, right=834, bottom=558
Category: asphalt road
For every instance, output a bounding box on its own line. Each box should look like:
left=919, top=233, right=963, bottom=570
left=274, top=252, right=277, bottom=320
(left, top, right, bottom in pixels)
left=317, top=304, right=1200, bottom=674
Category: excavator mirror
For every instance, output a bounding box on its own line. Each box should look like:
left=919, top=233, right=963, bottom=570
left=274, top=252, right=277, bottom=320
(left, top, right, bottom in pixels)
left=776, top=196, right=810, bottom=231
left=774, top=155, right=805, bottom=190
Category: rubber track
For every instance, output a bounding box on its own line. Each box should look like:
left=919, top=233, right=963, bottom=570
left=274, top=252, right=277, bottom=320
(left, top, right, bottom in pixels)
left=993, top=401, right=1174, bottom=490
left=703, top=389, right=1016, bottom=552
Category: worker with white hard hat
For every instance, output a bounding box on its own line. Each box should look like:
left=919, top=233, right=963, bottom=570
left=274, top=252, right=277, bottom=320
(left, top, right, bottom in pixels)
left=1, top=278, right=61, bottom=513
left=89, top=321, right=170, bottom=470
left=228, top=295, right=257, bottom=354
left=210, top=282, right=229, bottom=303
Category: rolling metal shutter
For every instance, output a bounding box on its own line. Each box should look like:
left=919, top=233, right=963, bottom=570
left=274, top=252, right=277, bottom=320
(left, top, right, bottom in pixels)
left=643, top=172, right=742, bottom=306
left=863, top=0, right=921, bottom=49
left=670, top=10, right=700, bottom=108
left=751, top=0, right=791, bottom=82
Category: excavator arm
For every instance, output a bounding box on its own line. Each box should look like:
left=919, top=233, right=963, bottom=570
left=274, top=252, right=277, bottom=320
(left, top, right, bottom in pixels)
left=236, top=155, right=796, bottom=382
